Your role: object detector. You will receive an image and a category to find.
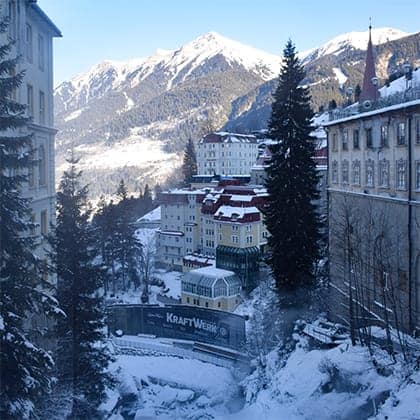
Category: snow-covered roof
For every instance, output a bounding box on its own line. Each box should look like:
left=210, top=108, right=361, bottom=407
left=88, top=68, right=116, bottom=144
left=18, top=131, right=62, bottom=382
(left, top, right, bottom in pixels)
left=190, top=266, right=235, bottom=278
left=215, top=206, right=260, bottom=219
left=324, top=69, right=420, bottom=126
left=228, top=195, right=254, bottom=202
left=158, top=230, right=184, bottom=236
left=137, top=206, right=161, bottom=223
left=200, top=132, right=258, bottom=144
left=324, top=98, right=420, bottom=126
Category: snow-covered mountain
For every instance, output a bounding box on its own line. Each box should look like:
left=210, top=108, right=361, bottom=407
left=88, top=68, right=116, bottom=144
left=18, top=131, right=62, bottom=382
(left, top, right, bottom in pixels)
left=300, top=27, right=410, bottom=63
left=55, top=32, right=281, bottom=116
left=54, top=28, right=419, bottom=197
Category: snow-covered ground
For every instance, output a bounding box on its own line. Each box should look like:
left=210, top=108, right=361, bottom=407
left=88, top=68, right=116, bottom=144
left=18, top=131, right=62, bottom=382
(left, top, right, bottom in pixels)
left=236, top=335, right=420, bottom=420
left=105, top=354, right=244, bottom=419
left=105, top=328, right=420, bottom=419
left=104, top=243, right=420, bottom=419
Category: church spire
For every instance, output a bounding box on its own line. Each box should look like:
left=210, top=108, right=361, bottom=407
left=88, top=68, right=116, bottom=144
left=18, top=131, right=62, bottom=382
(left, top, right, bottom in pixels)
left=360, top=21, right=379, bottom=102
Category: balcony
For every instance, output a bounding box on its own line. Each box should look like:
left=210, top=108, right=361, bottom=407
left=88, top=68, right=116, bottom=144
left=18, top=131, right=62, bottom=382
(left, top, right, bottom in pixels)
left=328, top=83, right=420, bottom=122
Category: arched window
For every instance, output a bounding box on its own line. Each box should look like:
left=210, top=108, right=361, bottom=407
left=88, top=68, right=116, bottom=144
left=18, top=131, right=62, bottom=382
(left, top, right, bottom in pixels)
left=38, top=145, right=47, bottom=186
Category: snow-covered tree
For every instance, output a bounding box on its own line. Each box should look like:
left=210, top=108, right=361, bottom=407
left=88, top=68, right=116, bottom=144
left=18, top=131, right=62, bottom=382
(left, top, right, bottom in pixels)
left=0, top=17, right=60, bottom=418
left=265, top=40, right=320, bottom=290
left=112, top=186, right=142, bottom=292
left=181, top=138, right=197, bottom=185
left=52, top=155, right=113, bottom=418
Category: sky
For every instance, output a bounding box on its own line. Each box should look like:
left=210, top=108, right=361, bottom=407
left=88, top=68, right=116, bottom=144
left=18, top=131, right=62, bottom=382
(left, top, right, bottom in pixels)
left=38, top=0, right=420, bottom=87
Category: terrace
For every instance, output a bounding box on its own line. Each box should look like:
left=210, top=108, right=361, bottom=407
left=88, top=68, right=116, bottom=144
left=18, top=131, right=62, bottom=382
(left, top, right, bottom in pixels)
left=327, top=80, right=420, bottom=123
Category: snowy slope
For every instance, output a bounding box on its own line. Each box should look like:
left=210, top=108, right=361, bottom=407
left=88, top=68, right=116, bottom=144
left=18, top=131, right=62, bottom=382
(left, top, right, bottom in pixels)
left=55, top=31, right=281, bottom=113
left=300, top=27, right=410, bottom=63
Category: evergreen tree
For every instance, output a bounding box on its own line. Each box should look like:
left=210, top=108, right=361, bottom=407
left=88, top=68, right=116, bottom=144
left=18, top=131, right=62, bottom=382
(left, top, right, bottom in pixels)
left=354, top=84, right=362, bottom=102
left=112, top=182, right=142, bottom=292
left=142, top=183, right=153, bottom=213
left=181, top=138, right=197, bottom=185
left=116, top=178, right=128, bottom=201
left=0, top=17, right=60, bottom=418
left=52, top=156, right=113, bottom=418
left=265, top=40, right=320, bottom=290
left=328, top=99, right=337, bottom=110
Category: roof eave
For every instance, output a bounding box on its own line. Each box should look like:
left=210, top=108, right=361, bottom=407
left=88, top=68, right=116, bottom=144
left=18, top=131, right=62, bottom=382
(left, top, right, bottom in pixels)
left=30, top=3, right=62, bottom=37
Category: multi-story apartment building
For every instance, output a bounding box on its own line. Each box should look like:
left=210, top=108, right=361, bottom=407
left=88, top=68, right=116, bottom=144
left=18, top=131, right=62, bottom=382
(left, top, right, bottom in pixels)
left=157, top=189, right=211, bottom=270
left=157, top=183, right=269, bottom=290
left=197, top=132, right=259, bottom=176
left=3, top=0, right=61, bottom=267
left=325, top=28, right=420, bottom=334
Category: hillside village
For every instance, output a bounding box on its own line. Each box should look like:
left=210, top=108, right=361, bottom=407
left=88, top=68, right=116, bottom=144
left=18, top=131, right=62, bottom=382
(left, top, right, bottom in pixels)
left=1, top=1, right=420, bottom=419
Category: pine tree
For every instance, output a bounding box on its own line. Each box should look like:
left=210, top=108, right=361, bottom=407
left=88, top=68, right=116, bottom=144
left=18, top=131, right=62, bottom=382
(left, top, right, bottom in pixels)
left=142, top=183, right=153, bottom=213
left=52, top=155, right=113, bottom=418
left=354, top=84, right=362, bottom=102
left=181, top=138, right=197, bottom=185
left=116, top=178, right=128, bottom=201
left=112, top=182, right=142, bottom=292
left=265, top=40, right=320, bottom=290
left=0, top=17, right=60, bottom=418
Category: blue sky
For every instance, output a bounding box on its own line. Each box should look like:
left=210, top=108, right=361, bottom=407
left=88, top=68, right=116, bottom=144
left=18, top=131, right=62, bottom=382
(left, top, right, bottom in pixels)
left=39, top=0, right=420, bottom=86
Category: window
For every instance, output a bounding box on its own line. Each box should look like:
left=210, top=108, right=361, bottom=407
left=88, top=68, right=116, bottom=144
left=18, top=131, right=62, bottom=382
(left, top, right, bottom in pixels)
left=397, top=122, right=406, bottom=145
left=353, top=129, right=359, bottom=149
left=352, top=160, right=361, bottom=186
left=231, top=235, right=239, bottom=244
left=342, top=160, right=349, bottom=184
left=331, top=161, right=338, bottom=184
left=342, top=130, right=348, bottom=150
left=416, top=119, right=420, bottom=145
left=27, top=84, right=34, bottom=117
left=40, top=210, right=48, bottom=236
left=38, top=145, right=46, bottom=186
left=380, top=125, right=389, bottom=147
left=26, top=24, right=33, bottom=62
left=365, top=128, right=373, bottom=148
left=8, top=1, right=16, bottom=39
left=332, top=133, right=338, bottom=152
left=416, top=161, right=420, bottom=191
left=39, top=91, right=45, bottom=125
left=38, top=34, right=45, bottom=71
left=30, top=214, right=36, bottom=236
left=379, top=159, right=389, bottom=188
left=28, top=150, right=35, bottom=187
left=397, top=159, right=407, bottom=190
left=365, top=159, right=374, bottom=187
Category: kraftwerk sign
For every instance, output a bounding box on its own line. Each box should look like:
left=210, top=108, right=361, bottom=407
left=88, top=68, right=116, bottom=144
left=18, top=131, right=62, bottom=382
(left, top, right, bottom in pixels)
left=108, top=304, right=246, bottom=351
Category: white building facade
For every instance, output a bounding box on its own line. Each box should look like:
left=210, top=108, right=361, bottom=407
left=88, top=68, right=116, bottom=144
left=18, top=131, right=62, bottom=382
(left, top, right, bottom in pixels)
left=2, top=0, right=61, bottom=269
left=197, top=132, right=259, bottom=176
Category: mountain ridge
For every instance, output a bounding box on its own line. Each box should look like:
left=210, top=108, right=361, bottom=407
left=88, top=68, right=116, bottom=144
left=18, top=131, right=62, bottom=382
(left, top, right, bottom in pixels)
left=54, top=27, right=420, bottom=197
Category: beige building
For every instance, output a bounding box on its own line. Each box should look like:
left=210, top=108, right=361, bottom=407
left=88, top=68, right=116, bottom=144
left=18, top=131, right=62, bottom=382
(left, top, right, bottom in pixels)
left=325, top=32, right=420, bottom=334
left=157, top=184, right=268, bottom=286
left=181, top=266, right=242, bottom=312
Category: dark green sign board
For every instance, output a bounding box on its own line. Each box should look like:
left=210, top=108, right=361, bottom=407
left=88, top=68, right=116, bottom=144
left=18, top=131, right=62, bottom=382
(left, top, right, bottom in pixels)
left=108, top=304, right=246, bottom=351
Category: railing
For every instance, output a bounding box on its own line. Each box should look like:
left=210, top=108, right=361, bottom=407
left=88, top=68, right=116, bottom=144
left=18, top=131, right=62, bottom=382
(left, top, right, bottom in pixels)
left=328, top=83, right=420, bottom=122
left=112, top=336, right=250, bottom=371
